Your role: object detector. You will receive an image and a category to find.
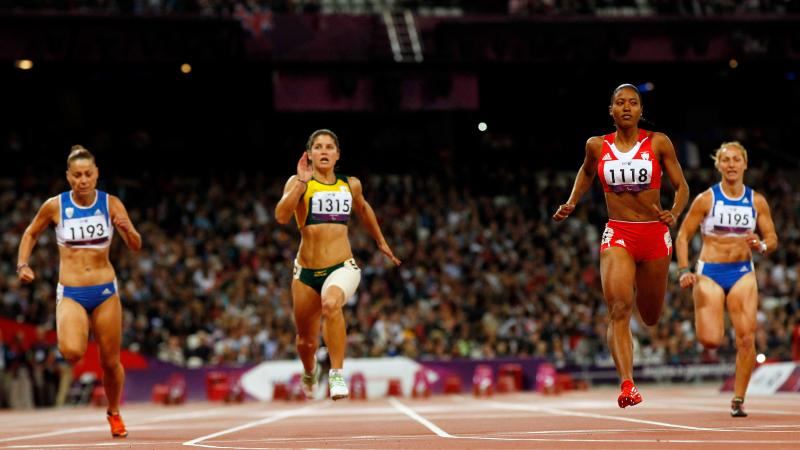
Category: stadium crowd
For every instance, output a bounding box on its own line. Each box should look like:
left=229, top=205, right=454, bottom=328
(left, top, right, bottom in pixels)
left=1, top=152, right=799, bottom=407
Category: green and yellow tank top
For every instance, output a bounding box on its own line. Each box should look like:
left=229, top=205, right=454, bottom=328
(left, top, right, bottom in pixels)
left=295, top=174, right=353, bottom=229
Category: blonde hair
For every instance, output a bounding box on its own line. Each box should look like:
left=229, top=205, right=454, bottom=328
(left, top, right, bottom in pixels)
left=67, top=145, right=95, bottom=168
left=711, top=141, right=748, bottom=168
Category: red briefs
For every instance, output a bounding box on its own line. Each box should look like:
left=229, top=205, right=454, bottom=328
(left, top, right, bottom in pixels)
left=600, top=220, right=672, bottom=262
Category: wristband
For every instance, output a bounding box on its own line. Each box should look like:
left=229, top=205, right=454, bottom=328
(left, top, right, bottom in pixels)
left=16, top=263, right=29, bottom=274
left=678, top=267, right=690, bottom=276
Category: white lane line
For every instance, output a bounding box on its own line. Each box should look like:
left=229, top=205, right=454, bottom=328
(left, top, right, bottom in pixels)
left=457, top=438, right=800, bottom=444
left=484, top=400, right=726, bottom=431
left=388, top=398, right=454, bottom=438
left=665, top=403, right=800, bottom=416
left=0, top=405, right=259, bottom=444
left=7, top=442, right=184, bottom=448
left=182, top=402, right=326, bottom=447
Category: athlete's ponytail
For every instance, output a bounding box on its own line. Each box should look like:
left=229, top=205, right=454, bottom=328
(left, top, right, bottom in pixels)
left=67, top=145, right=95, bottom=168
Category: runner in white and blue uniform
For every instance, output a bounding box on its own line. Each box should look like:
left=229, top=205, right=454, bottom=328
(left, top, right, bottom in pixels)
left=17, top=145, right=141, bottom=438
left=676, top=141, right=778, bottom=418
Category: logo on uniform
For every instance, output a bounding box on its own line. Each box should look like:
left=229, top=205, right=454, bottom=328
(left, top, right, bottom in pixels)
left=602, top=153, right=612, bottom=161
left=65, top=207, right=74, bottom=218
left=95, top=209, right=103, bottom=216
left=743, top=198, right=749, bottom=204
left=102, top=288, right=112, bottom=295
left=614, top=239, right=626, bottom=247
left=602, top=226, right=614, bottom=245
left=740, top=266, right=749, bottom=272
left=340, top=186, right=348, bottom=192
left=641, top=152, right=650, bottom=161
left=664, top=231, right=673, bottom=249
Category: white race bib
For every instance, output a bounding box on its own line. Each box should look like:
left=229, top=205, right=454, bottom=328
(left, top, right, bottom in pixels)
left=603, top=159, right=653, bottom=192
left=62, top=215, right=110, bottom=242
left=713, top=204, right=755, bottom=233
left=310, top=191, right=352, bottom=221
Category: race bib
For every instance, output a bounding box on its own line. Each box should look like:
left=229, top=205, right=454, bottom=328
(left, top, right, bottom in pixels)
left=713, top=203, right=754, bottom=233
left=310, top=191, right=352, bottom=221
left=63, top=215, right=110, bottom=242
left=603, top=159, right=653, bottom=192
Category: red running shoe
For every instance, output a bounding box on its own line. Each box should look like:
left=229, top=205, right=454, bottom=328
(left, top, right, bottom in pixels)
left=618, top=379, right=643, bottom=408
left=107, top=411, right=128, bottom=438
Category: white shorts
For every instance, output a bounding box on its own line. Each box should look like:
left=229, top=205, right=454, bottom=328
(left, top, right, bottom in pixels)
left=293, top=258, right=361, bottom=299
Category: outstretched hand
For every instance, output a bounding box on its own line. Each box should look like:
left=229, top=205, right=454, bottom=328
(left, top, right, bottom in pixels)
left=297, top=152, right=313, bottom=183
left=652, top=204, right=676, bottom=227
left=552, top=203, right=575, bottom=222
left=378, top=242, right=401, bottom=266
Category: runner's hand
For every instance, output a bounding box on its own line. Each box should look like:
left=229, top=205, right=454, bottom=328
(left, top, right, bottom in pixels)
left=679, top=272, right=696, bottom=289
left=652, top=204, right=676, bottom=227
left=18, top=265, right=35, bottom=284
left=297, top=152, right=313, bottom=182
left=378, top=242, right=401, bottom=266
left=552, top=203, right=575, bottom=222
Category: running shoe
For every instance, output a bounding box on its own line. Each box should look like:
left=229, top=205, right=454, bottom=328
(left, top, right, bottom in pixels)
left=106, top=411, right=128, bottom=438
left=617, top=379, right=643, bottom=408
left=730, top=397, right=748, bottom=417
left=329, top=371, right=349, bottom=401
left=301, top=360, right=320, bottom=399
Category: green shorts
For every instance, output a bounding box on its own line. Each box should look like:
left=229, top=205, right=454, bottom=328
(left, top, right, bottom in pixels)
left=293, top=258, right=361, bottom=296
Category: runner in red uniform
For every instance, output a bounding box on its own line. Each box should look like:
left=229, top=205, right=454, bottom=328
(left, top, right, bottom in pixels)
left=553, top=84, right=689, bottom=408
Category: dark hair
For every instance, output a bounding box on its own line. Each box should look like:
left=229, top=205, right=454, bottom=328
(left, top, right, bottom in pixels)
left=306, top=129, right=340, bottom=151
left=67, top=145, right=95, bottom=168
left=610, top=84, right=657, bottom=130
left=610, top=83, right=642, bottom=106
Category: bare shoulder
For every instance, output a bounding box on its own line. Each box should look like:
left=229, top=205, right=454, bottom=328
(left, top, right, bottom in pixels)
left=107, top=194, right=126, bottom=210
left=283, top=175, right=300, bottom=191
left=692, top=188, right=713, bottom=210
left=650, top=132, right=675, bottom=150
left=585, top=136, right=604, bottom=157
left=752, top=190, right=770, bottom=210
left=41, top=195, right=60, bottom=213
left=347, top=176, right=363, bottom=190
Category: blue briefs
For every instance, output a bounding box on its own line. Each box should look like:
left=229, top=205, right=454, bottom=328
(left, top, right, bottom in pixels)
left=57, top=280, right=118, bottom=314
left=697, top=260, right=754, bottom=294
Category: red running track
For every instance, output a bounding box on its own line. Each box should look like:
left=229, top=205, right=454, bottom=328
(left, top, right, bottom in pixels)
left=0, top=385, right=798, bottom=449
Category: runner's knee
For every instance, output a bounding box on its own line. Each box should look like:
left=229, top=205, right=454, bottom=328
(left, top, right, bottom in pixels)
left=58, top=343, right=86, bottom=364
left=296, top=334, right=317, bottom=353
left=321, top=294, right=343, bottom=319
left=697, top=331, right=722, bottom=349
left=735, top=331, right=755, bottom=350
left=99, top=353, right=121, bottom=371
left=607, top=300, right=633, bottom=321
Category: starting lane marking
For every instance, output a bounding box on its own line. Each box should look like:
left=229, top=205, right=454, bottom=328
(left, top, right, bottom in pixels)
left=182, top=402, right=328, bottom=448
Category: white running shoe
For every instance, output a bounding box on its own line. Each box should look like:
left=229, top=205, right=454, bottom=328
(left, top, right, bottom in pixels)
left=301, top=361, right=320, bottom=399
left=329, top=371, right=349, bottom=401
